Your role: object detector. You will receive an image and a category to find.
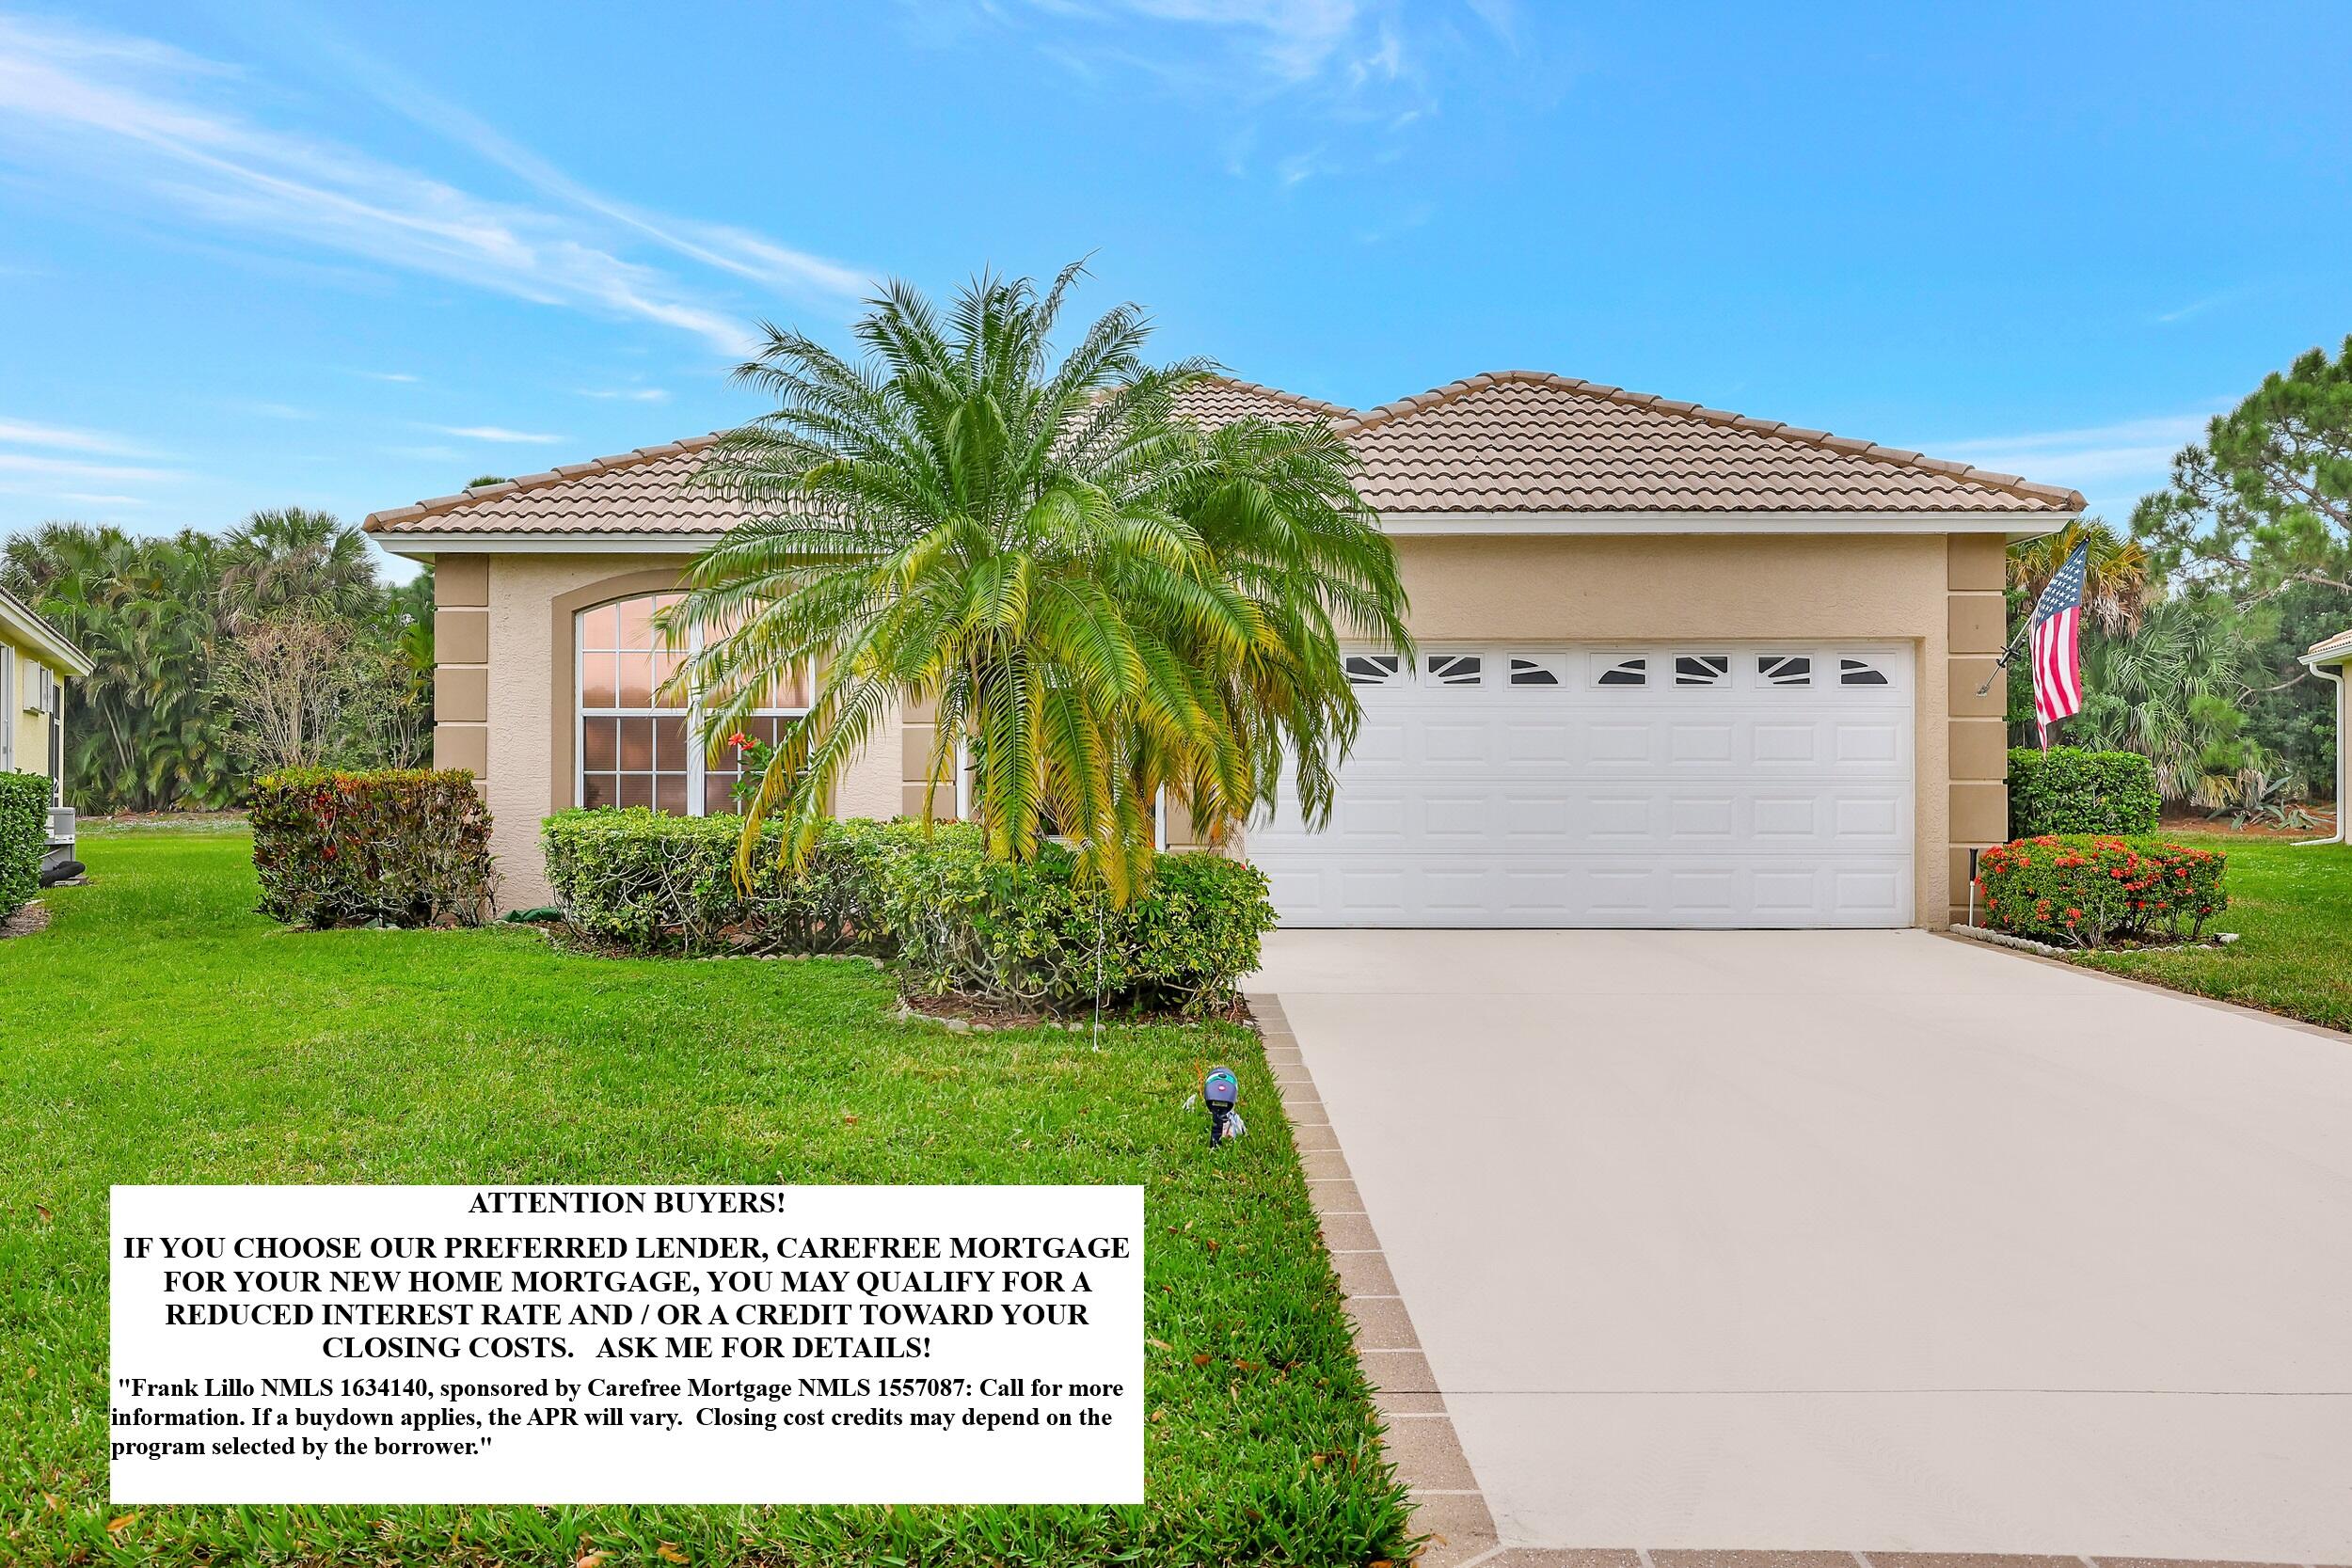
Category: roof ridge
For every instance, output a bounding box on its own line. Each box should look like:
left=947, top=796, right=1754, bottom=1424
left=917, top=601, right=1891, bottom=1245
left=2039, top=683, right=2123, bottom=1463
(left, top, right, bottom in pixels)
left=1339, top=370, right=2085, bottom=511
left=362, top=432, right=724, bottom=531
left=368, top=379, right=1358, bottom=532
left=1197, top=372, right=1355, bottom=419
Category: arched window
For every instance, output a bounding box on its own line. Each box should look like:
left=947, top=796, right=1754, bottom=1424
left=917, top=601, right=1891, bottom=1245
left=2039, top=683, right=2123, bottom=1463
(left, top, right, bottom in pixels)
left=575, top=593, right=812, bottom=815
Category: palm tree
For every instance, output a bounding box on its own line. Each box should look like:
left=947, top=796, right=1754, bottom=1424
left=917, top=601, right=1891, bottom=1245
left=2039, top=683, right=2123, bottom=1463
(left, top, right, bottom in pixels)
left=5, top=522, right=238, bottom=811
left=2068, top=592, right=2264, bottom=805
left=662, top=263, right=1412, bottom=897
left=2008, top=516, right=2153, bottom=635
left=217, top=507, right=381, bottom=629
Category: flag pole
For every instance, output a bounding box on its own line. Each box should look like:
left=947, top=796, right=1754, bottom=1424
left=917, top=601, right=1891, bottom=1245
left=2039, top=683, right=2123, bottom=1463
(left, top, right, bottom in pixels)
left=1976, top=617, right=2032, bottom=697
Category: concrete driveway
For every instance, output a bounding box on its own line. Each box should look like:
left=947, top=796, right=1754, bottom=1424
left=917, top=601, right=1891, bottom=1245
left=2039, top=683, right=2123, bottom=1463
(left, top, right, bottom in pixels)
left=1252, top=928, right=2352, bottom=1561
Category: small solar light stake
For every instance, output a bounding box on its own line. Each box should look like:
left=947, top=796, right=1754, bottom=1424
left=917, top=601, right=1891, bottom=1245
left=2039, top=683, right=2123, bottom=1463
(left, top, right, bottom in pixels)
left=1202, top=1065, right=1245, bottom=1148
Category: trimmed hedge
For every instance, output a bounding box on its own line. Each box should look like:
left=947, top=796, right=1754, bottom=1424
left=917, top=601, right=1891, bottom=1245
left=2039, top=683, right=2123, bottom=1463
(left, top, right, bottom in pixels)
left=2008, top=747, right=2161, bottom=837
left=541, top=810, right=884, bottom=956
left=542, top=811, right=1275, bottom=1014
left=873, top=826, right=1273, bottom=1011
left=0, top=769, right=47, bottom=918
left=1976, top=833, right=2227, bottom=948
left=251, top=768, right=496, bottom=928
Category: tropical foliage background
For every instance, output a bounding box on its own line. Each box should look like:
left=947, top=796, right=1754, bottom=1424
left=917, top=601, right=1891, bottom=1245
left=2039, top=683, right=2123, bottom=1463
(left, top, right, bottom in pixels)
left=1, top=511, right=432, bottom=812
left=2010, top=333, right=2350, bottom=820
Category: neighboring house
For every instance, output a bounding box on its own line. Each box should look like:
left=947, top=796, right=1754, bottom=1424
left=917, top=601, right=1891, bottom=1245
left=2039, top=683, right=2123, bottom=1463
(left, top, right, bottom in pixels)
left=1, top=585, right=91, bottom=872
left=362, top=371, right=2081, bottom=927
left=2303, top=628, right=2350, bottom=846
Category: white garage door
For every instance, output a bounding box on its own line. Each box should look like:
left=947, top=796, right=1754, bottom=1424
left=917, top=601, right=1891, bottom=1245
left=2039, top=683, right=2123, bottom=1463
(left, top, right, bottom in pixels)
left=1248, top=644, right=1915, bottom=928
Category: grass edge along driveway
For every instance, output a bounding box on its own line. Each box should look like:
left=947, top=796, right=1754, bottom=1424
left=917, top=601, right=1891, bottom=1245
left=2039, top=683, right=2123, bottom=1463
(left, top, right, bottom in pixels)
left=0, top=828, right=1412, bottom=1567
left=2031, top=831, right=2352, bottom=1035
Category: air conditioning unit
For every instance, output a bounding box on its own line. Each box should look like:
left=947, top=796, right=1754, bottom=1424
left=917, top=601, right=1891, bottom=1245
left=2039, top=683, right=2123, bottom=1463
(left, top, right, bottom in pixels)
left=42, top=806, right=76, bottom=880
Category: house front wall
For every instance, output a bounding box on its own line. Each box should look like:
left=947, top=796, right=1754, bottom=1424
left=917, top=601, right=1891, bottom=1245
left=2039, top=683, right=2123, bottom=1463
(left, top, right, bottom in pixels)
left=2, top=629, right=69, bottom=793
left=437, top=530, right=2005, bottom=925
left=1380, top=530, right=2006, bottom=927
left=433, top=552, right=905, bottom=908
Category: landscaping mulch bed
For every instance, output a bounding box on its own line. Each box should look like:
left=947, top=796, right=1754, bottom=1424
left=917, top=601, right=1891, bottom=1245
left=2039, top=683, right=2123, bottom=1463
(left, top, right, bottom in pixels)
left=0, top=901, right=49, bottom=941
left=898, top=990, right=1248, bottom=1032
left=2158, top=808, right=2338, bottom=839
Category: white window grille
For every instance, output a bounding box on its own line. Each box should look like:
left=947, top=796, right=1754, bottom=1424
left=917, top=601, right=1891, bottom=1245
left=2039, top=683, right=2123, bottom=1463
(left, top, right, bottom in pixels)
left=574, top=593, right=811, bottom=815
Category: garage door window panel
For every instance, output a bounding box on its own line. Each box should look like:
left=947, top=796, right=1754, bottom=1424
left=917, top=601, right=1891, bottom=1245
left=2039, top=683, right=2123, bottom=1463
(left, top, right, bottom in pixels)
left=1594, top=655, right=1648, bottom=688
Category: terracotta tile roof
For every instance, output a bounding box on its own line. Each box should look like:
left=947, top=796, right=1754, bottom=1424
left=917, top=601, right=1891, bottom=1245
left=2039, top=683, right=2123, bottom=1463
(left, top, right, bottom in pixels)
left=364, top=370, right=2078, bottom=537
left=1169, top=376, right=1353, bottom=426
left=1339, top=372, right=2081, bottom=514
left=2305, top=627, right=2352, bottom=663
left=366, top=436, right=733, bottom=536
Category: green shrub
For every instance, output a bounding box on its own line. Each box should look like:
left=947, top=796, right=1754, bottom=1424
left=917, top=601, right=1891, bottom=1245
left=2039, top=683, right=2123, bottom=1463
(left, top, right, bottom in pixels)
left=870, top=825, right=1274, bottom=1013
left=250, top=768, right=496, bottom=928
left=0, top=770, right=47, bottom=918
left=2008, top=747, right=2161, bottom=836
left=541, top=813, right=1275, bottom=1014
left=540, top=809, right=885, bottom=955
left=1976, top=833, right=2227, bottom=948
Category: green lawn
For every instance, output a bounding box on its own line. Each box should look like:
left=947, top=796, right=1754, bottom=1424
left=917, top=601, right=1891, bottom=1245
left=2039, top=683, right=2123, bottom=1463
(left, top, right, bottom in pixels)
left=2067, top=830, right=2352, bottom=1033
left=0, top=828, right=1409, bottom=1567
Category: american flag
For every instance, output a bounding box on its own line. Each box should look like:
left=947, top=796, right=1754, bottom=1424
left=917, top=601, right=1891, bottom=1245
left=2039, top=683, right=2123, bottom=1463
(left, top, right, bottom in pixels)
left=2028, top=541, right=2089, bottom=746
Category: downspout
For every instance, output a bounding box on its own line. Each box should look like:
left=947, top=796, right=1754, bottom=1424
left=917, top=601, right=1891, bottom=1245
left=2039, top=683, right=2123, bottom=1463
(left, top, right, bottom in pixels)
left=2296, top=656, right=2345, bottom=847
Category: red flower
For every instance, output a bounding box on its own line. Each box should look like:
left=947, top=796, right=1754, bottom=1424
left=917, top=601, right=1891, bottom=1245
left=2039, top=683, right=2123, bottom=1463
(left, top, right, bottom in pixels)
left=726, top=732, right=753, bottom=751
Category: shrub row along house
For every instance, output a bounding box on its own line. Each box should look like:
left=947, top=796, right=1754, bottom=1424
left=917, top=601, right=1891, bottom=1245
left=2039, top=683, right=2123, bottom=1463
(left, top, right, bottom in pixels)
left=363, top=372, right=2082, bottom=928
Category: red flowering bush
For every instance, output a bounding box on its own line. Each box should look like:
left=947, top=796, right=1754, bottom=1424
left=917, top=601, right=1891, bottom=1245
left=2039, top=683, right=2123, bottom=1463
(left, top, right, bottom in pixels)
left=250, top=768, right=496, bottom=927
left=1974, top=833, right=2226, bottom=948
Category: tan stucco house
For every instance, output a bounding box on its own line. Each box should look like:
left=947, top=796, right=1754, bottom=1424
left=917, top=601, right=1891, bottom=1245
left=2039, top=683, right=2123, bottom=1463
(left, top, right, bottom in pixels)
left=362, top=371, right=2081, bottom=927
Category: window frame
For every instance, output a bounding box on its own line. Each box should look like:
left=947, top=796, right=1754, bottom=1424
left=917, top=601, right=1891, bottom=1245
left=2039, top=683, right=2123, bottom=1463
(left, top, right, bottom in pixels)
left=573, top=593, right=813, bottom=816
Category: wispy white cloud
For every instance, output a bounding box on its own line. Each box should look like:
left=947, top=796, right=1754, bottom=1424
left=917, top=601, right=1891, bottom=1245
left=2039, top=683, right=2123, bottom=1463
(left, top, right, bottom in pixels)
left=577, top=387, right=671, bottom=403
left=0, top=416, right=178, bottom=499
left=357, top=370, right=421, bottom=384
left=262, top=11, right=872, bottom=305
left=0, top=415, right=153, bottom=456
left=0, top=451, right=182, bottom=483
left=436, top=425, right=564, bottom=445
left=1930, top=413, right=2211, bottom=490
left=1102, top=0, right=1365, bottom=82
left=1009, top=0, right=1455, bottom=178
left=1276, top=146, right=1334, bottom=187
left=1926, top=411, right=2217, bottom=518
left=1461, top=0, right=1517, bottom=49
left=0, top=13, right=867, bottom=356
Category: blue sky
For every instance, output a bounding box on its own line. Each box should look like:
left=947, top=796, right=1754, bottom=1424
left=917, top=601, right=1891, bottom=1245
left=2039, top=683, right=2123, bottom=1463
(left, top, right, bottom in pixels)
left=2, top=1, right=2347, bottom=578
